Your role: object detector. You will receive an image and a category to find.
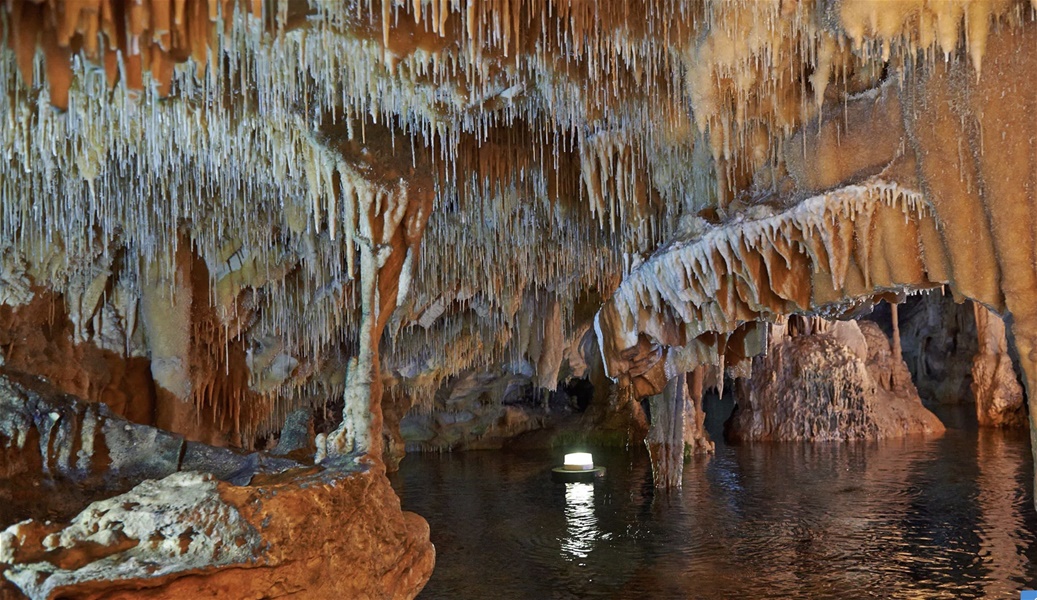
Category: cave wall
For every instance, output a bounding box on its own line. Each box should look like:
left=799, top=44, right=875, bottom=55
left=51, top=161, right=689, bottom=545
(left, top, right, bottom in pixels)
left=3, top=1, right=1036, bottom=473
left=892, top=292, right=978, bottom=407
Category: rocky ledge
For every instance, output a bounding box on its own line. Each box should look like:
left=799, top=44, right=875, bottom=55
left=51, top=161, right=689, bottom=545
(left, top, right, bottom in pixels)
left=0, top=373, right=434, bottom=600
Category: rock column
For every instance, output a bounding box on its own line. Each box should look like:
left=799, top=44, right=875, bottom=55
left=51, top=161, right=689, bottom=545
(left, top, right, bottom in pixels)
left=642, top=366, right=714, bottom=488
left=646, top=372, right=689, bottom=488
left=140, top=239, right=210, bottom=443
left=683, top=366, right=714, bottom=456
left=317, top=171, right=433, bottom=468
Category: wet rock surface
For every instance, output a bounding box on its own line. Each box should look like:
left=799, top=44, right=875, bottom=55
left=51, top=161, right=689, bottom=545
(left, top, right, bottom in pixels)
left=972, top=305, right=1028, bottom=428
left=726, top=320, right=945, bottom=442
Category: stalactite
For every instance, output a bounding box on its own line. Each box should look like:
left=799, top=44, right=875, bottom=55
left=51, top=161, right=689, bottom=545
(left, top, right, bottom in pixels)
left=597, top=178, right=938, bottom=394
left=0, top=0, right=1034, bottom=467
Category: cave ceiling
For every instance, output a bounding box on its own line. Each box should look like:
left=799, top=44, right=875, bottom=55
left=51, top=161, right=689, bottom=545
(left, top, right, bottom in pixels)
left=1, top=0, right=1033, bottom=439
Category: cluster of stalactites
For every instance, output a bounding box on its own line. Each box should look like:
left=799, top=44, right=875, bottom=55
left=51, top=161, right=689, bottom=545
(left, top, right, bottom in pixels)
left=6, top=1, right=1029, bottom=170
left=0, top=38, right=423, bottom=441
left=596, top=179, right=945, bottom=390
left=3, top=0, right=1033, bottom=440
left=1, top=0, right=262, bottom=109
left=687, top=0, right=1029, bottom=204
left=0, top=68, right=364, bottom=346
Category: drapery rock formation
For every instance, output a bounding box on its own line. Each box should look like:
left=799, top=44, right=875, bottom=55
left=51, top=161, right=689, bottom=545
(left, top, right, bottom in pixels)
left=596, top=18, right=1037, bottom=490
left=644, top=368, right=714, bottom=488
left=726, top=319, right=944, bottom=442
left=5, top=0, right=1037, bottom=594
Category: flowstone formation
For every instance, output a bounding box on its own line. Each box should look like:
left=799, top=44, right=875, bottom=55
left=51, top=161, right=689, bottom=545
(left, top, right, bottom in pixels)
left=4, top=0, right=1037, bottom=595
left=726, top=318, right=945, bottom=442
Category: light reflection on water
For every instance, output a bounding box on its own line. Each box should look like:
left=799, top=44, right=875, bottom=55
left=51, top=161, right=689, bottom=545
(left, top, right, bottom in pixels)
left=391, top=404, right=1037, bottom=599
left=562, top=483, right=598, bottom=562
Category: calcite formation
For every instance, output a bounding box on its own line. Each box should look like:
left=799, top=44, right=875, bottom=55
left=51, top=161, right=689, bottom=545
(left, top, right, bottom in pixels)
left=3, top=0, right=1037, bottom=595
left=596, top=19, right=1037, bottom=490
left=644, top=368, right=713, bottom=489
left=972, top=305, right=1027, bottom=428
left=596, top=177, right=938, bottom=395
left=726, top=319, right=945, bottom=442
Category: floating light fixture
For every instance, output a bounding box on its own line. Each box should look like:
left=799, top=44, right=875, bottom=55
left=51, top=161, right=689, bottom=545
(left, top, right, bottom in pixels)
left=552, top=452, right=605, bottom=483
left=563, top=453, right=594, bottom=470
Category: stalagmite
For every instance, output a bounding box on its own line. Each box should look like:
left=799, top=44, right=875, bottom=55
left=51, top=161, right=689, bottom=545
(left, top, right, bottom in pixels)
left=972, top=304, right=1027, bottom=428
left=728, top=319, right=944, bottom=442
left=890, top=301, right=908, bottom=388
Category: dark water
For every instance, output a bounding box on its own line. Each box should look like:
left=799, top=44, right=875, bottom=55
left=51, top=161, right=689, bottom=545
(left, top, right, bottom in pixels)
left=391, top=401, right=1037, bottom=599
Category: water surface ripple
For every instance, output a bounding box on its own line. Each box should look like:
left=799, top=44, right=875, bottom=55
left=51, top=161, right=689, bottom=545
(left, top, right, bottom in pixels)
left=392, top=406, right=1037, bottom=599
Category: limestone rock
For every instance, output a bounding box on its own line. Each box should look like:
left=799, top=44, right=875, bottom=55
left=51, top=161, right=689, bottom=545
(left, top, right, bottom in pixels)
left=270, top=409, right=316, bottom=458
left=2, top=472, right=262, bottom=599
left=726, top=320, right=945, bottom=442
left=5, top=0, right=1037, bottom=577
left=0, top=373, right=434, bottom=600
left=1, top=465, right=434, bottom=600
left=972, top=305, right=1027, bottom=428
left=398, top=371, right=550, bottom=452
left=0, top=371, right=299, bottom=493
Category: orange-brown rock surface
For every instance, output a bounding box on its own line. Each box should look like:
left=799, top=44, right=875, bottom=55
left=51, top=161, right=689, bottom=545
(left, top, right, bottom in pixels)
left=0, top=373, right=434, bottom=600
left=1, top=465, right=434, bottom=600
left=0, top=291, right=156, bottom=426
left=972, top=305, right=1028, bottom=428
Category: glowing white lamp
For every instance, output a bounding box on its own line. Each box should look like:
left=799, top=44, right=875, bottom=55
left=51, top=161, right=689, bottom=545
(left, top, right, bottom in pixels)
left=552, top=452, right=604, bottom=482
left=563, top=452, right=594, bottom=471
